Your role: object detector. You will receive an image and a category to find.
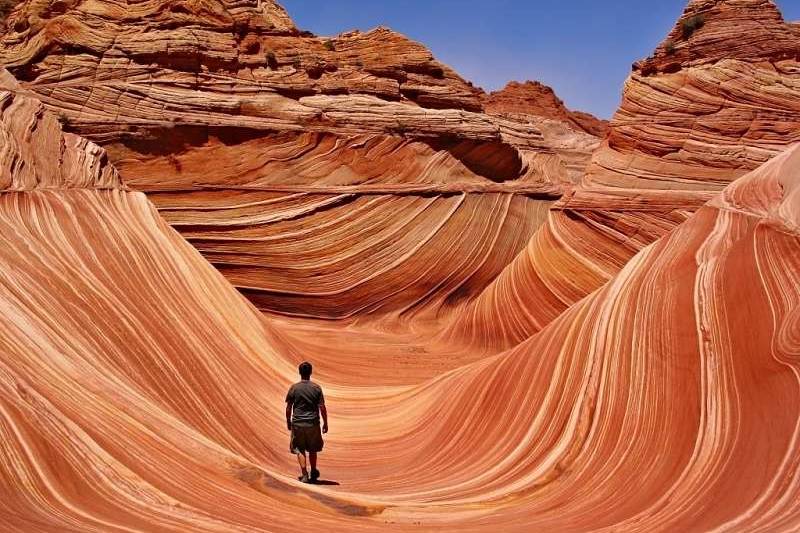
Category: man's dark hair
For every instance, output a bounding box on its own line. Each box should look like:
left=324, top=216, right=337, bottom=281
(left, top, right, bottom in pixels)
left=299, top=361, right=313, bottom=380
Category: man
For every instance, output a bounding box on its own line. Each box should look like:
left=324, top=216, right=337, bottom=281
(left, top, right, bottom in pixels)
left=285, top=361, right=328, bottom=483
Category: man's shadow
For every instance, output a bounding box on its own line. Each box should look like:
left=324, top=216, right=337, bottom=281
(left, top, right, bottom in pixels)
left=311, top=479, right=340, bottom=486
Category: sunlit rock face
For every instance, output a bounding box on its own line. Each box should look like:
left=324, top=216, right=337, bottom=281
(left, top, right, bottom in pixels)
left=2, top=0, right=800, bottom=530
left=589, top=0, right=800, bottom=190
left=451, top=0, right=800, bottom=349
left=2, top=65, right=800, bottom=531
left=484, top=80, right=609, bottom=137
left=0, top=75, right=365, bottom=531
left=0, top=0, right=594, bottom=319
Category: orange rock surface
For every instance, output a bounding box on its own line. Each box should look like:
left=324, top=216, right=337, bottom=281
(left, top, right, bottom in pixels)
left=0, top=0, right=589, bottom=319
left=1, top=70, right=800, bottom=530
left=1, top=0, right=800, bottom=531
left=484, top=81, right=609, bottom=184
left=590, top=0, right=800, bottom=190
left=485, top=80, right=609, bottom=137
left=461, top=0, right=800, bottom=348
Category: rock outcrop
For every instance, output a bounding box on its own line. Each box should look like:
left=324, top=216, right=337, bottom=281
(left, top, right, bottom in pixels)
left=0, top=0, right=592, bottom=319
left=484, top=81, right=609, bottom=184
left=589, top=0, right=800, bottom=190
left=0, top=69, right=119, bottom=190
left=449, top=0, right=800, bottom=350
left=485, top=80, right=609, bottom=137
left=0, top=1, right=20, bottom=27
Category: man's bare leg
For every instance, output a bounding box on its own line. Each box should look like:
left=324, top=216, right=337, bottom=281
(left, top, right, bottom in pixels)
left=296, top=452, right=308, bottom=479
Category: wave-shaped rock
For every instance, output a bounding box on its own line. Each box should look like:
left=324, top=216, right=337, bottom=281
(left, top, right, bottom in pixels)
left=2, top=60, right=799, bottom=529
left=0, top=0, right=597, bottom=317
left=0, top=76, right=377, bottom=531
left=2, top=1, right=800, bottom=529
left=455, top=0, right=800, bottom=348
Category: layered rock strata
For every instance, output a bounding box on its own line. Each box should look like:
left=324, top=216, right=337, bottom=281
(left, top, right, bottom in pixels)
left=483, top=81, right=609, bottom=184
left=2, top=66, right=800, bottom=530
left=446, top=0, right=800, bottom=349
left=0, top=0, right=586, bottom=318
left=484, top=80, right=609, bottom=137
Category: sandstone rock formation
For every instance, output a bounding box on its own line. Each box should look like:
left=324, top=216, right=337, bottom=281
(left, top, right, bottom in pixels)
left=3, top=0, right=800, bottom=530
left=0, top=69, right=119, bottom=190
left=485, top=80, right=609, bottom=137
left=2, top=64, right=800, bottom=530
left=483, top=81, right=609, bottom=184
left=590, top=0, right=800, bottom=190
left=0, top=0, right=596, bottom=319
left=0, top=76, right=371, bottom=531
left=448, top=0, right=800, bottom=350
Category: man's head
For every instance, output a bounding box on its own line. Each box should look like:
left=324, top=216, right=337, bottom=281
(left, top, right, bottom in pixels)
left=299, top=361, right=313, bottom=380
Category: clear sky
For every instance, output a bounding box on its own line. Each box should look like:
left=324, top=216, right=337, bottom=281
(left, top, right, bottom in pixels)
left=281, top=0, right=800, bottom=119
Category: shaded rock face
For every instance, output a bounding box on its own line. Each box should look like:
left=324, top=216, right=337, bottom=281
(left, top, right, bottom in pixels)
left=0, top=0, right=594, bottom=319
left=0, top=1, right=21, bottom=27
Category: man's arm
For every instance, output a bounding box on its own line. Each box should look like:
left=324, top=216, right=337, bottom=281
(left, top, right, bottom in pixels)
left=318, top=387, right=328, bottom=434
left=320, top=404, right=328, bottom=434
left=285, top=386, right=294, bottom=431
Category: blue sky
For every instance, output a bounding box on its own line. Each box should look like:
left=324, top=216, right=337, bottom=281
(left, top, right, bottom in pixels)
left=281, top=0, right=800, bottom=119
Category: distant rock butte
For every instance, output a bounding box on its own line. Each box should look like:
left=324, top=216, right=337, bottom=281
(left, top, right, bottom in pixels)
left=485, top=80, right=609, bottom=137
left=485, top=80, right=609, bottom=183
left=637, top=0, right=800, bottom=75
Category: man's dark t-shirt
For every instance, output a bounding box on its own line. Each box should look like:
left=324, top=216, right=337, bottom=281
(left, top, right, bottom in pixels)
left=286, top=380, right=325, bottom=427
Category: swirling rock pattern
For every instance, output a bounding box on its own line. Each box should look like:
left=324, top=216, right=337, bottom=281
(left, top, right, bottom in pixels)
left=2, top=66, right=800, bottom=531
left=0, top=69, right=119, bottom=190
left=0, top=0, right=610, bottom=318
left=460, top=0, right=800, bottom=348
left=2, top=0, right=800, bottom=530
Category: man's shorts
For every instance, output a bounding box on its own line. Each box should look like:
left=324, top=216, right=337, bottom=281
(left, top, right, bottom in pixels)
left=290, top=424, right=324, bottom=454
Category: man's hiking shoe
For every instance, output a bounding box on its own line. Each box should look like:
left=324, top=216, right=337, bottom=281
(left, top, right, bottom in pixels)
left=310, top=469, right=320, bottom=482
left=298, top=473, right=310, bottom=483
